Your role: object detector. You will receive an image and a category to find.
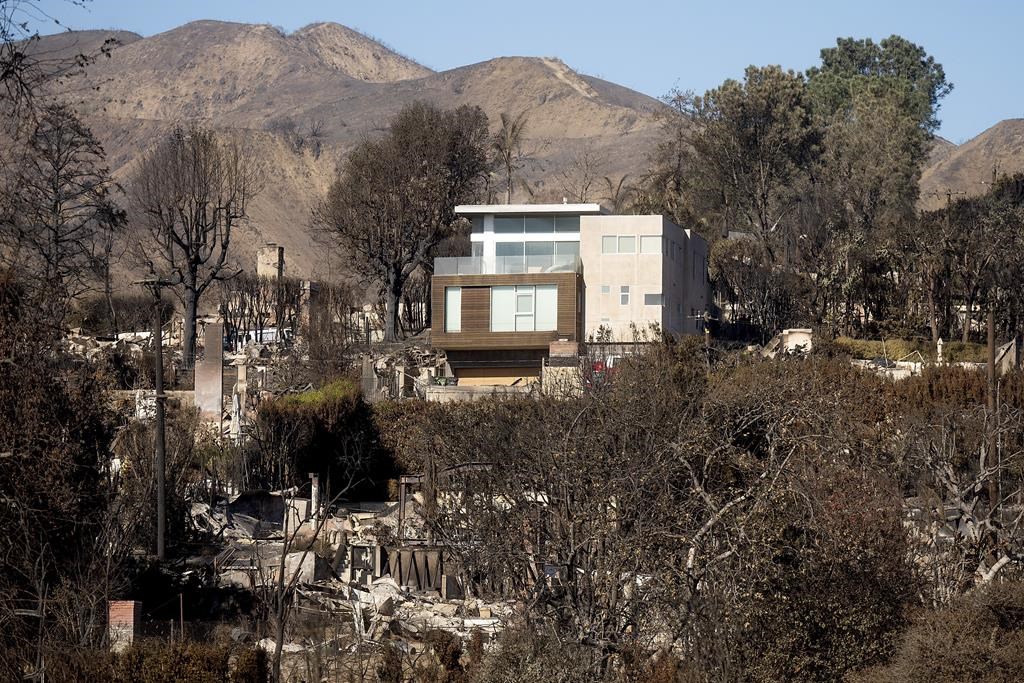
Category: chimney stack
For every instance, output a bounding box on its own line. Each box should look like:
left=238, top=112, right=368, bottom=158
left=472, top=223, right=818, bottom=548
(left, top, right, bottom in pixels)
left=257, top=244, right=284, bottom=279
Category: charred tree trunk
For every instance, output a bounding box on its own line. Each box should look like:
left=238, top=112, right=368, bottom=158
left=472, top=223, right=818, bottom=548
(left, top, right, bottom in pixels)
left=183, top=282, right=198, bottom=370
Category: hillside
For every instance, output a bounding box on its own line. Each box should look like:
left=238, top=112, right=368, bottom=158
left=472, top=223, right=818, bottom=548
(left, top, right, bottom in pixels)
left=920, top=120, right=1024, bottom=208
left=33, top=21, right=665, bottom=281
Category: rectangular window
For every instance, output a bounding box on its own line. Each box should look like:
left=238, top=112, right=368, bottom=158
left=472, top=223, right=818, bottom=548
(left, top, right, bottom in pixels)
left=491, top=286, right=515, bottom=332
left=618, top=236, right=636, bottom=254
left=471, top=216, right=484, bottom=235
left=640, top=235, right=660, bottom=254
left=494, top=216, right=524, bottom=234
left=496, top=242, right=524, bottom=257
left=601, top=235, right=617, bottom=254
left=471, top=242, right=483, bottom=258
left=496, top=241, right=524, bottom=273
left=515, top=286, right=534, bottom=331
left=554, top=241, right=579, bottom=257
left=535, top=284, right=557, bottom=331
left=644, top=293, right=663, bottom=306
left=525, top=215, right=554, bottom=234
left=555, top=215, right=580, bottom=233
left=444, top=287, right=461, bottom=332
left=600, top=285, right=610, bottom=294
left=525, top=241, right=554, bottom=271
left=620, top=285, right=630, bottom=306
left=491, top=285, right=557, bottom=332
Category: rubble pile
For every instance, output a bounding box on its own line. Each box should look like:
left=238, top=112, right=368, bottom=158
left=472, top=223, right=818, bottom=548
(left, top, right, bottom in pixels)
left=295, top=576, right=510, bottom=643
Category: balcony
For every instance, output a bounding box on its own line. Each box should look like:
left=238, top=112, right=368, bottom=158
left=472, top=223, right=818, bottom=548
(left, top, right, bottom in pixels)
left=434, top=254, right=581, bottom=276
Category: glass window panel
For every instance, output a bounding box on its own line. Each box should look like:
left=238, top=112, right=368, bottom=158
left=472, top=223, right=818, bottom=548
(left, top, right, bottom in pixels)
left=471, top=242, right=483, bottom=258
left=620, top=285, right=630, bottom=306
left=444, top=287, right=461, bottom=332
left=525, top=215, right=554, bottom=233
left=495, top=242, right=524, bottom=257
left=525, top=241, right=554, bottom=271
left=491, top=286, right=515, bottom=332
left=640, top=235, right=660, bottom=254
left=618, top=235, right=636, bottom=253
left=644, top=293, right=663, bottom=306
left=494, top=216, right=524, bottom=234
left=471, top=216, right=484, bottom=234
left=516, top=293, right=533, bottom=314
left=554, top=241, right=579, bottom=257
left=601, top=236, right=617, bottom=254
left=535, top=285, right=557, bottom=331
left=600, top=285, right=610, bottom=294
left=555, top=215, right=580, bottom=232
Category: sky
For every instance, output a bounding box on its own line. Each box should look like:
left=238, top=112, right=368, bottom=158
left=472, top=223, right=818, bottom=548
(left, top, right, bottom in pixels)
left=24, top=0, right=1024, bottom=144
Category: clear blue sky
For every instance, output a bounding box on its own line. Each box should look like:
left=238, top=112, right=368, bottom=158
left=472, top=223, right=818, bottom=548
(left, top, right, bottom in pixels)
left=25, top=0, right=1023, bottom=143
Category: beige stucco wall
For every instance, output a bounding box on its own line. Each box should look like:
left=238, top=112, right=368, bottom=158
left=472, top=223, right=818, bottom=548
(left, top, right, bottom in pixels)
left=580, top=215, right=708, bottom=341
left=453, top=367, right=540, bottom=386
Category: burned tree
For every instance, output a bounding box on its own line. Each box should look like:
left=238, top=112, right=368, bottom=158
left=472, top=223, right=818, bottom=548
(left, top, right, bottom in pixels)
left=315, top=101, right=488, bottom=342
left=130, top=127, right=263, bottom=367
left=0, top=104, right=125, bottom=327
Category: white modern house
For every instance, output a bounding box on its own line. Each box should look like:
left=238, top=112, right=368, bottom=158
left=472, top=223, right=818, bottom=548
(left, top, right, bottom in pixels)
left=431, top=203, right=709, bottom=385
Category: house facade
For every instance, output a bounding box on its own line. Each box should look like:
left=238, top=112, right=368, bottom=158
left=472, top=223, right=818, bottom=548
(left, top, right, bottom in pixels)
left=432, top=204, right=709, bottom=385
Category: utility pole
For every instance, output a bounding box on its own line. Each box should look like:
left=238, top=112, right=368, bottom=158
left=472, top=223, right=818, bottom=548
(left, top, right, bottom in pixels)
left=136, top=278, right=173, bottom=561
left=987, top=306, right=999, bottom=511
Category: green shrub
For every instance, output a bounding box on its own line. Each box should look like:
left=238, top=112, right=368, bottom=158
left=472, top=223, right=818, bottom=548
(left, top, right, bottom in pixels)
left=833, top=336, right=986, bottom=363
left=277, top=377, right=360, bottom=408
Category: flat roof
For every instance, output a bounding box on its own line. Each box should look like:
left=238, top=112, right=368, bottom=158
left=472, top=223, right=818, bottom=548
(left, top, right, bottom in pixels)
left=455, top=203, right=606, bottom=216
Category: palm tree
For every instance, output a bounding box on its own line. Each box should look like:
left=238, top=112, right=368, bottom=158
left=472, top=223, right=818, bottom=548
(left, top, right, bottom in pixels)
left=602, top=174, right=633, bottom=213
left=491, top=110, right=529, bottom=204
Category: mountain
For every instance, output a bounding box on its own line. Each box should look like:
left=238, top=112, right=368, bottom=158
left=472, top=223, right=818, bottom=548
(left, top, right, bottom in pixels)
left=920, top=121, right=1024, bottom=209
left=32, top=21, right=665, bottom=281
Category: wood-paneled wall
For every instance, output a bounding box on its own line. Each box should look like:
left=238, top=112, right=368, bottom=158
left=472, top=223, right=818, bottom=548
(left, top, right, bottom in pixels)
left=432, top=272, right=582, bottom=350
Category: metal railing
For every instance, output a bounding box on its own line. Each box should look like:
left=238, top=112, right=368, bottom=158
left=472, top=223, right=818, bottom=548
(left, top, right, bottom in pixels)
left=434, top=254, right=581, bottom=275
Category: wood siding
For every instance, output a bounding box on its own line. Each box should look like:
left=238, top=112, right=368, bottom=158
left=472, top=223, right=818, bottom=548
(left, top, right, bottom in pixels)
left=432, top=272, right=582, bottom=350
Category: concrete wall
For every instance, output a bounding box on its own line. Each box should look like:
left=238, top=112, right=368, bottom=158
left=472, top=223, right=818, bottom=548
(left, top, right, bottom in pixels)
left=453, top=366, right=540, bottom=386
left=425, top=383, right=533, bottom=402
left=195, top=323, right=223, bottom=423
left=580, top=215, right=708, bottom=340
left=677, top=229, right=709, bottom=335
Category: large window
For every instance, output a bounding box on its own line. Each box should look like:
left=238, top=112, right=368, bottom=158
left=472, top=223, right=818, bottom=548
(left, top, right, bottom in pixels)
left=492, top=214, right=579, bottom=234
left=496, top=240, right=579, bottom=272
left=491, top=285, right=557, bottom=332
left=644, top=293, right=663, bottom=306
left=525, top=216, right=554, bottom=234
left=494, top=216, right=524, bottom=234
left=555, top=215, right=580, bottom=232
left=444, top=287, right=461, bottom=332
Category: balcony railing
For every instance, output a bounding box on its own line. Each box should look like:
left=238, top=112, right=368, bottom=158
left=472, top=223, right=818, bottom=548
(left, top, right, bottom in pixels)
left=434, top=254, right=581, bottom=276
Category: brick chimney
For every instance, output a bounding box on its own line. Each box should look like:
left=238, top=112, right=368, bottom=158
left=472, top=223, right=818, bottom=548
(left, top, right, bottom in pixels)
left=108, top=600, right=141, bottom=652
